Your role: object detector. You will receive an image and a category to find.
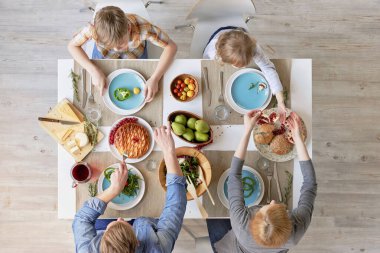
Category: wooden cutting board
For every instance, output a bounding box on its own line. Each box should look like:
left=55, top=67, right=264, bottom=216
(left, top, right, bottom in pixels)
left=39, top=99, right=104, bottom=162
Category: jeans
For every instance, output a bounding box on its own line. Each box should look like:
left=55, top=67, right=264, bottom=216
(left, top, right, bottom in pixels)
left=206, top=219, right=232, bottom=253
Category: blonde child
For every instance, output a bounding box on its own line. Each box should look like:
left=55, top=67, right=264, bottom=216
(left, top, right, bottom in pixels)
left=206, top=111, right=317, bottom=252
left=203, top=27, right=286, bottom=121
left=68, top=6, right=177, bottom=102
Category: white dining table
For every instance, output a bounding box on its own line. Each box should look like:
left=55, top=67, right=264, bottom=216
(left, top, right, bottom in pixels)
left=57, top=58, right=312, bottom=219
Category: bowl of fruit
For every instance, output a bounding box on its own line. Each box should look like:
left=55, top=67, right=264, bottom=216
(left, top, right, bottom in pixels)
left=168, top=111, right=213, bottom=145
left=170, top=74, right=199, bottom=102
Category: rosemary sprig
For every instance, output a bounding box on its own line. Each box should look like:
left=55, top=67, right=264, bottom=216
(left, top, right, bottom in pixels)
left=69, top=69, right=81, bottom=102
left=88, top=182, right=97, bottom=197
left=282, top=170, right=293, bottom=208
left=248, top=82, right=257, bottom=90
left=84, top=118, right=98, bottom=146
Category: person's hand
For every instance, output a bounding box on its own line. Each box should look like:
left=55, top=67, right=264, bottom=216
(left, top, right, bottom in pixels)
left=154, top=122, right=175, bottom=155
left=288, top=112, right=303, bottom=142
left=108, top=162, right=128, bottom=196
left=144, top=77, right=159, bottom=103
left=278, top=102, right=287, bottom=124
left=90, top=68, right=107, bottom=96
left=244, top=110, right=262, bottom=133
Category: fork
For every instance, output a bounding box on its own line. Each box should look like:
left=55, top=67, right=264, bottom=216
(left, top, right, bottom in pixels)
left=186, top=176, right=209, bottom=218
left=218, top=71, right=224, bottom=104
left=87, top=75, right=95, bottom=104
left=266, top=167, right=273, bottom=204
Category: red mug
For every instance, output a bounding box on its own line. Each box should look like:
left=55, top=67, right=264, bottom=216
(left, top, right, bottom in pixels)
left=70, top=162, right=92, bottom=188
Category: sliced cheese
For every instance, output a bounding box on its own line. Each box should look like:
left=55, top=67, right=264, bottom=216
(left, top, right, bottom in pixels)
left=58, top=102, right=81, bottom=122
left=56, top=128, right=73, bottom=142
left=75, top=132, right=89, bottom=148
left=70, top=145, right=80, bottom=155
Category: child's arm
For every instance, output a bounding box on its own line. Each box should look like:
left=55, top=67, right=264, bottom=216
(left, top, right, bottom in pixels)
left=67, top=26, right=107, bottom=95
left=144, top=38, right=177, bottom=102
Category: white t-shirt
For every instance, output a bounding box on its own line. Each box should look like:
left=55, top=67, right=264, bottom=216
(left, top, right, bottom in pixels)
left=203, top=29, right=283, bottom=95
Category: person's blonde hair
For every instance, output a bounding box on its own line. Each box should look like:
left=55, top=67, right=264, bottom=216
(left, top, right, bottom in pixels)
left=100, top=222, right=138, bottom=253
left=215, top=29, right=256, bottom=67
left=94, top=6, right=129, bottom=48
left=250, top=204, right=292, bottom=248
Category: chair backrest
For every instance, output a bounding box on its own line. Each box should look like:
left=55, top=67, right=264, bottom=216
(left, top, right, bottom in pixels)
left=187, top=0, right=256, bottom=22
left=190, top=16, right=249, bottom=58
left=186, top=0, right=256, bottom=58
left=84, top=0, right=163, bottom=59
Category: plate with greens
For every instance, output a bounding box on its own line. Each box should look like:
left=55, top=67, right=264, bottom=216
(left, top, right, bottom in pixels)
left=158, top=147, right=212, bottom=201
left=103, top=69, right=146, bottom=115
left=225, top=68, right=272, bottom=114
left=217, top=165, right=264, bottom=209
left=97, top=163, right=145, bottom=210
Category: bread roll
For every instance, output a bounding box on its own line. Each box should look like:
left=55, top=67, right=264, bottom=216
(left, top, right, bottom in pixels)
left=254, top=124, right=275, bottom=144
left=270, top=134, right=293, bottom=155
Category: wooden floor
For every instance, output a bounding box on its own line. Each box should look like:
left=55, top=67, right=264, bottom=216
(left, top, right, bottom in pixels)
left=1, top=0, right=380, bottom=252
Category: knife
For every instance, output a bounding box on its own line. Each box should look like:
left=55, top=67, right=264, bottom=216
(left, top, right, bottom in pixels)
left=38, top=117, right=79, bottom=125
left=202, top=67, right=212, bottom=107
left=273, top=162, right=283, bottom=202
left=82, top=68, right=88, bottom=109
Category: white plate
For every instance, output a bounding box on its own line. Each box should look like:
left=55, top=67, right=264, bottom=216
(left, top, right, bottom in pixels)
left=103, top=69, right=147, bottom=115
left=97, top=163, right=145, bottom=210
left=109, top=116, right=155, bottom=163
left=225, top=68, right=272, bottom=114
left=253, top=108, right=307, bottom=162
left=217, top=166, right=265, bottom=209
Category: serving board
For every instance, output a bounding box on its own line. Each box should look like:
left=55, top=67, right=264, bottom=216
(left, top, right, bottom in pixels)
left=39, top=98, right=104, bottom=162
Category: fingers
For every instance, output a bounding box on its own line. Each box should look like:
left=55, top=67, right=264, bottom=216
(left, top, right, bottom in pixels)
left=248, top=109, right=261, bottom=117
left=145, top=87, right=153, bottom=103
left=166, top=121, right=171, bottom=135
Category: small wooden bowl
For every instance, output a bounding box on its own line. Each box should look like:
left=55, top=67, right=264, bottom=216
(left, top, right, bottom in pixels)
left=158, top=147, right=212, bottom=200
left=168, top=110, right=213, bottom=146
left=170, top=74, right=199, bottom=102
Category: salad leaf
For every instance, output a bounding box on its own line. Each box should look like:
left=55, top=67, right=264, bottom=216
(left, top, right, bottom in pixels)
left=104, top=167, right=141, bottom=197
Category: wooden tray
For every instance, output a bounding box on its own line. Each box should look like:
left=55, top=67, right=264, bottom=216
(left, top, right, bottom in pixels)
left=39, top=99, right=103, bottom=162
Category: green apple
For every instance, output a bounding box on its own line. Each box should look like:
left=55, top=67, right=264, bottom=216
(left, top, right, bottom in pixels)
left=182, top=128, right=195, bottom=142
left=171, top=122, right=186, bottom=136
left=195, top=131, right=209, bottom=142
left=195, top=119, right=210, bottom=133
left=187, top=117, right=197, bottom=130
left=174, top=114, right=187, bottom=126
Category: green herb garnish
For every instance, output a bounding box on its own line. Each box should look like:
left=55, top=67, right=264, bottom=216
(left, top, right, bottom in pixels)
left=69, top=69, right=80, bottom=102
left=88, top=182, right=98, bottom=197
left=248, top=82, right=258, bottom=90
left=179, top=156, right=200, bottom=187
left=104, top=167, right=141, bottom=197
left=84, top=118, right=98, bottom=146
left=282, top=170, right=293, bottom=207
left=114, top=88, right=131, bottom=101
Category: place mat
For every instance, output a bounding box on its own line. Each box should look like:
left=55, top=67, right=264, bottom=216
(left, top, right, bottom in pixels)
left=76, top=151, right=167, bottom=218
left=202, top=150, right=294, bottom=217
left=73, top=60, right=163, bottom=127
left=201, top=59, right=292, bottom=125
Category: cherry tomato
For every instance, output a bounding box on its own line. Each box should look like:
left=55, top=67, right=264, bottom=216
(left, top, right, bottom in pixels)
left=173, top=88, right=178, bottom=93
left=180, top=88, right=184, bottom=92
left=189, top=79, right=194, bottom=84
left=176, top=84, right=181, bottom=89
left=180, top=83, right=186, bottom=88
left=177, top=79, right=182, bottom=84
left=177, top=92, right=182, bottom=97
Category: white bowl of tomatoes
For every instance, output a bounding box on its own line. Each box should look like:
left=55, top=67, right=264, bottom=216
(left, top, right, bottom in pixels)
left=170, top=74, right=199, bottom=102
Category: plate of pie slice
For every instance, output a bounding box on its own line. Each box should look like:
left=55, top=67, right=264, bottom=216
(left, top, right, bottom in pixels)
left=108, top=116, right=154, bottom=163
left=253, top=108, right=307, bottom=162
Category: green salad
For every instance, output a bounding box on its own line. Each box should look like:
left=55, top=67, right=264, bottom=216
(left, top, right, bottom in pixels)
left=104, top=167, right=141, bottom=197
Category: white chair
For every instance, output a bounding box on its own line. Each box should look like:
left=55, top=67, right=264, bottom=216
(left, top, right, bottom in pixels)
left=83, top=0, right=164, bottom=59
left=176, top=0, right=256, bottom=58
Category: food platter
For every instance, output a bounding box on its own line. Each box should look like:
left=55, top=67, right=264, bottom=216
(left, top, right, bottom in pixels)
left=217, top=166, right=265, bottom=209
left=225, top=68, right=272, bottom=114
left=97, top=163, right=145, bottom=210
left=103, top=69, right=146, bottom=115
left=253, top=108, right=307, bottom=162
left=108, top=116, right=154, bottom=163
